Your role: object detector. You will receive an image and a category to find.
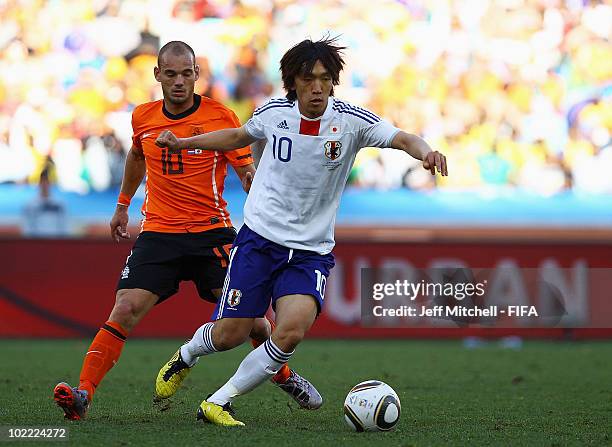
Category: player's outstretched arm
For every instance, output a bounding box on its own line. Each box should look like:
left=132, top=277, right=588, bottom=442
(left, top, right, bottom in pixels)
left=155, top=127, right=256, bottom=153
left=110, top=146, right=145, bottom=242
left=390, top=131, right=448, bottom=176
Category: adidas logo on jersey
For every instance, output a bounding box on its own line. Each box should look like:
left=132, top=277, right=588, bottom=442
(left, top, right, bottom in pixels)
left=277, top=120, right=289, bottom=130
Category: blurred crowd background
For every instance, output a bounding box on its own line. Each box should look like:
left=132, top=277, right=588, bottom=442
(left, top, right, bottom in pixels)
left=0, top=0, right=610, bottom=199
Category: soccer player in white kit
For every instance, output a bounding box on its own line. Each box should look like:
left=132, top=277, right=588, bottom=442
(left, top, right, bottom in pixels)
left=155, top=37, right=448, bottom=426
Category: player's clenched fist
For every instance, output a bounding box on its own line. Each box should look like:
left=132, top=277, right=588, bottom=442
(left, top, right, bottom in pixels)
left=155, top=130, right=181, bottom=150
left=109, top=206, right=130, bottom=242
left=422, top=150, right=448, bottom=176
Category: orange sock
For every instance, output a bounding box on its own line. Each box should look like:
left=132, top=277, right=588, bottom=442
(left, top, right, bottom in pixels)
left=251, top=317, right=291, bottom=384
left=78, top=321, right=128, bottom=401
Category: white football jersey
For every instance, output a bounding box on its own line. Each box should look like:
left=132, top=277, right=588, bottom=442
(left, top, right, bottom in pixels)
left=244, top=97, right=400, bottom=254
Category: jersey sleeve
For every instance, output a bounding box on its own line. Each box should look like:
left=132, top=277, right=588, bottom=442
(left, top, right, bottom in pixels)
left=223, top=109, right=254, bottom=168
left=358, top=119, right=401, bottom=149
left=130, top=108, right=144, bottom=153
left=132, top=107, right=143, bottom=154
left=244, top=114, right=266, bottom=140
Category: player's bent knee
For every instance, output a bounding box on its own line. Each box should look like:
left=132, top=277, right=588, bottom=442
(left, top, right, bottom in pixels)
left=250, top=318, right=272, bottom=343
left=109, top=300, right=138, bottom=330
left=272, top=326, right=306, bottom=352
left=109, top=289, right=157, bottom=330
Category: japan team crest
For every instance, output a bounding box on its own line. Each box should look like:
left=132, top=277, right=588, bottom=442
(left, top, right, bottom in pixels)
left=324, top=141, right=342, bottom=160
left=227, top=289, right=242, bottom=307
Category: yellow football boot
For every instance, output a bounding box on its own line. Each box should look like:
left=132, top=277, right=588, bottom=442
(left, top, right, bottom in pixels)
left=155, top=348, right=194, bottom=399
left=196, top=400, right=245, bottom=427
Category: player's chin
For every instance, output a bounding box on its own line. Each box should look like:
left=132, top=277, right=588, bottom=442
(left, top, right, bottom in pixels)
left=168, top=92, right=190, bottom=103
left=309, top=102, right=325, bottom=115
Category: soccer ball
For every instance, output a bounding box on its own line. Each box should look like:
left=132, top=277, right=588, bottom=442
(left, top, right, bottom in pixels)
left=343, top=380, right=401, bottom=432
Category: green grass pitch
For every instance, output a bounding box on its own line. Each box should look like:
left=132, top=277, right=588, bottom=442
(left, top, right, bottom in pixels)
left=0, top=339, right=610, bottom=446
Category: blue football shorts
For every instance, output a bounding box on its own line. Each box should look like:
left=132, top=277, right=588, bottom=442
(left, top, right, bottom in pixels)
left=212, top=224, right=335, bottom=320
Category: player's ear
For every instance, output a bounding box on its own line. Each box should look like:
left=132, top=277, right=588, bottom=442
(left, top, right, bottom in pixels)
left=194, top=64, right=200, bottom=81
left=154, top=66, right=161, bottom=82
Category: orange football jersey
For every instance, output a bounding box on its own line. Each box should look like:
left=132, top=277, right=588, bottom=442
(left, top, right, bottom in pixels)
left=131, top=94, right=252, bottom=233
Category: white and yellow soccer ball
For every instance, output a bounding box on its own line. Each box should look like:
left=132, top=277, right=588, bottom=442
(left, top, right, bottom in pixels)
left=343, top=380, right=401, bottom=432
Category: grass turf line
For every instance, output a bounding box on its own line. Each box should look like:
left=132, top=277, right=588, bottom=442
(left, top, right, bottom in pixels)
left=0, top=339, right=610, bottom=446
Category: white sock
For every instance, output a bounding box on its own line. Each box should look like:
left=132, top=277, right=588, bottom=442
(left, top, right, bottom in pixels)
left=208, top=338, right=293, bottom=406
left=180, top=322, right=217, bottom=366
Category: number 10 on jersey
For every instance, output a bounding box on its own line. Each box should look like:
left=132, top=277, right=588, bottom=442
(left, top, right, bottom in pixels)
left=272, top=134, right=292, bottom=162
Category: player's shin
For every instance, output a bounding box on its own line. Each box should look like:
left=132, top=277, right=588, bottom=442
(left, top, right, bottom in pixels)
left=208, top=338, right=293, bottom=405
left=250, top=317, right=291, bottom=384
left=78, top=321, right=128, bottom=400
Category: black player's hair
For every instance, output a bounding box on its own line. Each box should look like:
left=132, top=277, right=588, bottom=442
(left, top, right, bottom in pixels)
left=157, top=41, right=196, bottom=67
left=280, top=36, right=346, bottom=101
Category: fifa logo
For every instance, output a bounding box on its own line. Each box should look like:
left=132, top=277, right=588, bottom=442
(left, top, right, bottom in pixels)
left=324, top=141, right=342, bottom=160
